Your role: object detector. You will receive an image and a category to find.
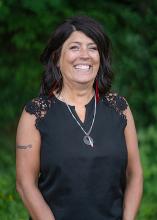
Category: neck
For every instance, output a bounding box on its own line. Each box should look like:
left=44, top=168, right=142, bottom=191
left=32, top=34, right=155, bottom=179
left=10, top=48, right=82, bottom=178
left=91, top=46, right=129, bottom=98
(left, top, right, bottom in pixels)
left=58, top=83, right=95, bottom=107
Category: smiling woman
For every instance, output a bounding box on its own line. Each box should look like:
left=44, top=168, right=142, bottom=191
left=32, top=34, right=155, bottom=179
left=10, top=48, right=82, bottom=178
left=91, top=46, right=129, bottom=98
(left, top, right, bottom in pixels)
left=16, top=15, right=143, bottom=220
left=58, top=31, right=100, bottom=86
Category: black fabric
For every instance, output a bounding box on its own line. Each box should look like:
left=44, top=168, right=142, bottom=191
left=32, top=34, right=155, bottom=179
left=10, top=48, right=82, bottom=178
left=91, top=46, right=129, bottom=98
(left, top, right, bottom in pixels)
left=25, top=92, right=128, bottom=220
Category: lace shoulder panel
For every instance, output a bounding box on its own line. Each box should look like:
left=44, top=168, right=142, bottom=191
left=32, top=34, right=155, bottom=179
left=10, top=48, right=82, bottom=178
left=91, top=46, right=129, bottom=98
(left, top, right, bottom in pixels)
left=103, top=92, right=128, bottom=125
left=25, top=96, right=51, bottom=127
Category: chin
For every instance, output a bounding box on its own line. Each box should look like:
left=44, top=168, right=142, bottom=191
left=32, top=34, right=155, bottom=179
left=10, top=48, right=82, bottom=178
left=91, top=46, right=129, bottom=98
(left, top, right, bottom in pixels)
left=73, top=75, right=96, bottom=84
left=74, top=79, right=95, bottom=85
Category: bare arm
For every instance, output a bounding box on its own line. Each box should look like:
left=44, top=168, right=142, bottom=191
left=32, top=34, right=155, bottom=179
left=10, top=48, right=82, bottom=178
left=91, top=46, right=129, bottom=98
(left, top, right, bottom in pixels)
left=16, top=109, right=55, bottom=220
left=123, top=105, right=143, bottom=220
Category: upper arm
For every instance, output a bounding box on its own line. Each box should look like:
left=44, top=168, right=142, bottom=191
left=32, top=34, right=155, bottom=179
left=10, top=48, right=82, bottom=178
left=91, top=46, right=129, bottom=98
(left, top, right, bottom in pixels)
left=124, top=105, right=143, bottom=176
left=16, top=108, right=41, bottom=185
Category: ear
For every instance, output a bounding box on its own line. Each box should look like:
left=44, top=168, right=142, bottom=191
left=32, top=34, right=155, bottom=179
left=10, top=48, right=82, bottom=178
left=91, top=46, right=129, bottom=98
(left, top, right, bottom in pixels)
left=56, top=58, right=60, bottom=68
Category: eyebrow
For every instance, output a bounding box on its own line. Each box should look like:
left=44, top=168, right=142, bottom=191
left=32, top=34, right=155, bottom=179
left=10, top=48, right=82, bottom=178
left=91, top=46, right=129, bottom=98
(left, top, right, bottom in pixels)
left=68, top=42, right=96, bottom=46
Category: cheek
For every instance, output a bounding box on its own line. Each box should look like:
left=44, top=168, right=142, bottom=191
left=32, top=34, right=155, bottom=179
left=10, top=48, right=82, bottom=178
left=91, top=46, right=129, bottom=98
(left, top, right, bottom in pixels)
left=59, top=51, right=71, bottom=66
left=94, top=57, right=100, bottom=68
left=93, top=53, right=100, bottom=64
left=59, top=55, right=75, bottom=76
left=64, top=50, right=77, bottom=60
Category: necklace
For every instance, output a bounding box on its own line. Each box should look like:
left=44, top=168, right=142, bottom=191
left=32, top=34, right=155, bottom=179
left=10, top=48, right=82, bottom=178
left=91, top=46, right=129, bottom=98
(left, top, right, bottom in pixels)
left=59, top=94, right=96, bottom=148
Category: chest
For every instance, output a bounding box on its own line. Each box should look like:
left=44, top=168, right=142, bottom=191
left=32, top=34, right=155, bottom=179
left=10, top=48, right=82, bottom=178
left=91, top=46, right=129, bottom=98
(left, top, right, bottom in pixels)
left=39, top=102, right=127, bottom=174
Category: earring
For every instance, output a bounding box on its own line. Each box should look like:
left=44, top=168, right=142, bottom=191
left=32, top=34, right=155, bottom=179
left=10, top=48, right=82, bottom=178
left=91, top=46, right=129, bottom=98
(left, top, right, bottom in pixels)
left=95, top=79, right=100, bottom=103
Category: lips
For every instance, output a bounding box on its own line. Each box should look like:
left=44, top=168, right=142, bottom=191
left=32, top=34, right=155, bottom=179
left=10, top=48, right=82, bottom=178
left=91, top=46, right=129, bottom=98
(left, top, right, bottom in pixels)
left=74, top=64, right=91, bottom=70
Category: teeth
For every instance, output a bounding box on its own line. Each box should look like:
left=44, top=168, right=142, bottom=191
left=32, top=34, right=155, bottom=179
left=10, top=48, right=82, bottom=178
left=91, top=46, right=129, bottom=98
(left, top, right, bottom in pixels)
left=74, top=64, right=90, bottom=70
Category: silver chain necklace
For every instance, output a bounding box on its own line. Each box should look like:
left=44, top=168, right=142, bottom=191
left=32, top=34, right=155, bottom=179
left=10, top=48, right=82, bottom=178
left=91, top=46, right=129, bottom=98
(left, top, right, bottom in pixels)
left=59, top=94, right=96, bottom=148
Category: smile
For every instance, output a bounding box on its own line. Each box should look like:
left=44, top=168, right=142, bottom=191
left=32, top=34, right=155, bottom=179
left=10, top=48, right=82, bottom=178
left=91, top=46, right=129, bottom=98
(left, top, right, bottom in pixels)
left=74, top=64, right=91, bottom=70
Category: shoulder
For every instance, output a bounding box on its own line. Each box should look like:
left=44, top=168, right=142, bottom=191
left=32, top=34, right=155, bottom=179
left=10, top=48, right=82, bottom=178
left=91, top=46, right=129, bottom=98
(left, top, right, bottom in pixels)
left=103, top=91, right=129, bottom=127
left=24, top=95, right=52, bottom=117
left=103, top=92, right=128, bottom=112
left=23, top=95, right=52, bottom=129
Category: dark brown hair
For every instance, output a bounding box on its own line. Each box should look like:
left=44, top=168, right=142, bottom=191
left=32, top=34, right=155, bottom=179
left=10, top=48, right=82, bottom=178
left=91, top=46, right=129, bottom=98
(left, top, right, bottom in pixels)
left=40, top=15, right=113, bottom=97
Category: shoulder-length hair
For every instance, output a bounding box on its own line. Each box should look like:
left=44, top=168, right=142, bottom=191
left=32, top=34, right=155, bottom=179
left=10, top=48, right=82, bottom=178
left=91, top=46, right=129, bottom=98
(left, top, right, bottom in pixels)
left=40, top=15, right=113, bottom=97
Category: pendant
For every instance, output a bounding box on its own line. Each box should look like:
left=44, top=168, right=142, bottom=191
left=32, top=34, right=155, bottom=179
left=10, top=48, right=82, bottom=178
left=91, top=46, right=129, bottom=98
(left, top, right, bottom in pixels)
left=83, top=135, right=94, bottom=147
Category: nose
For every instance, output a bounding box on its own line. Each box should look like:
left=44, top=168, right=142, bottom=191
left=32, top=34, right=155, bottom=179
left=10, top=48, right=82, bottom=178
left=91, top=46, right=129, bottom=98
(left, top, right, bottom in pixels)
left=79, top=47, right=90, bottom=59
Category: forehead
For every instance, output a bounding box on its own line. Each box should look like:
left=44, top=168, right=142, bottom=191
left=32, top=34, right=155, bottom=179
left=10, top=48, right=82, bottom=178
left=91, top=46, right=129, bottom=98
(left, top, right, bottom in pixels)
left=62, top=31, right=95, bottom=46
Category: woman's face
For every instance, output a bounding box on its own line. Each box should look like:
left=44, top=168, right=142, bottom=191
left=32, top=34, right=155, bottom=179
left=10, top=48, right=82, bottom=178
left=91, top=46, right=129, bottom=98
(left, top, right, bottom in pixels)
left=58, top=31, right=100, bottom=87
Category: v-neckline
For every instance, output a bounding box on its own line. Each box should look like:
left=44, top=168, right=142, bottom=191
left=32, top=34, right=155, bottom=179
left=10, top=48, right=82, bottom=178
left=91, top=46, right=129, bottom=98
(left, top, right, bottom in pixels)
left=53, top=95, right=95, bottom=127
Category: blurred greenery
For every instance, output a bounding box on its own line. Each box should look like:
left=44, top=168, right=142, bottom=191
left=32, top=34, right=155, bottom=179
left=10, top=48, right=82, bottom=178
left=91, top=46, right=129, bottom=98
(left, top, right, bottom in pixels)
left=0, top=0, right=157, bottom=219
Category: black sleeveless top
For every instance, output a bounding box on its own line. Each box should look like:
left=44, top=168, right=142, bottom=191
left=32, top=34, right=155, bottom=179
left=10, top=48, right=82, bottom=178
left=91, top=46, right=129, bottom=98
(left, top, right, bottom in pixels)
left=25, top=92, right=128, bottom=220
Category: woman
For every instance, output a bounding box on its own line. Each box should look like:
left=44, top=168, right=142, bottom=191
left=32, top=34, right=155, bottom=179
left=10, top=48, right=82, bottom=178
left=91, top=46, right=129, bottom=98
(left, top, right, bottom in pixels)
left=16, top=16, right=143, bottom=220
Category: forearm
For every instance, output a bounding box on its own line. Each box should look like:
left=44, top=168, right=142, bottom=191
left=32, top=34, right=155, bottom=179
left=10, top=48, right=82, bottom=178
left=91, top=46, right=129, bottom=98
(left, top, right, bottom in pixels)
left=17, top=182, right=55, bottom=220
left=123, top=172, right=143, bottom=220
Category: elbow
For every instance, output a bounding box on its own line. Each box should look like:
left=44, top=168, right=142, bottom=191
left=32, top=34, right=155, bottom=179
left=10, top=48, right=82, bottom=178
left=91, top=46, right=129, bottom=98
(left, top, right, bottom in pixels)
left=16, top=179, right=25, bottom=196
left=137, top=167, right=143, bottom=183
left=126, top=166, right=143, bottom=183
left=16, top=177, right=36, bottom=197
left=139, top=168, right=143, bottom=182
left=139, top=168, right=144, bottom=188
left=127, top=168, right=144, bottom=194
left=135, top=166, right=143, bottom=181
left=16, top=181, right=24, bottom=200
left=136, top=169, right=143, bottom=191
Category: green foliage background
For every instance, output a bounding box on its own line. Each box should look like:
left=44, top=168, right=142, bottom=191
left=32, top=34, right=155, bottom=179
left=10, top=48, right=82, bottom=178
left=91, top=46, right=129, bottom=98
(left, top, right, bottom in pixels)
left=0, top=0, right=157, bottom=219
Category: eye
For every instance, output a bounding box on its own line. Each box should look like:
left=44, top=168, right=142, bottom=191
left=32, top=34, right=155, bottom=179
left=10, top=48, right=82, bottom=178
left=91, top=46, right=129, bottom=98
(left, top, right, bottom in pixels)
left=69, top=45, right=80, bottom=51
left=89, top=46, right=98, bottom=51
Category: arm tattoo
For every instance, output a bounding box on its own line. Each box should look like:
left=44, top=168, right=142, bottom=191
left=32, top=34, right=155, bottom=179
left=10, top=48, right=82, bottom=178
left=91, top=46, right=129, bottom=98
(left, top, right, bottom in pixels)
left=16, top=144, right=32, bottom=149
